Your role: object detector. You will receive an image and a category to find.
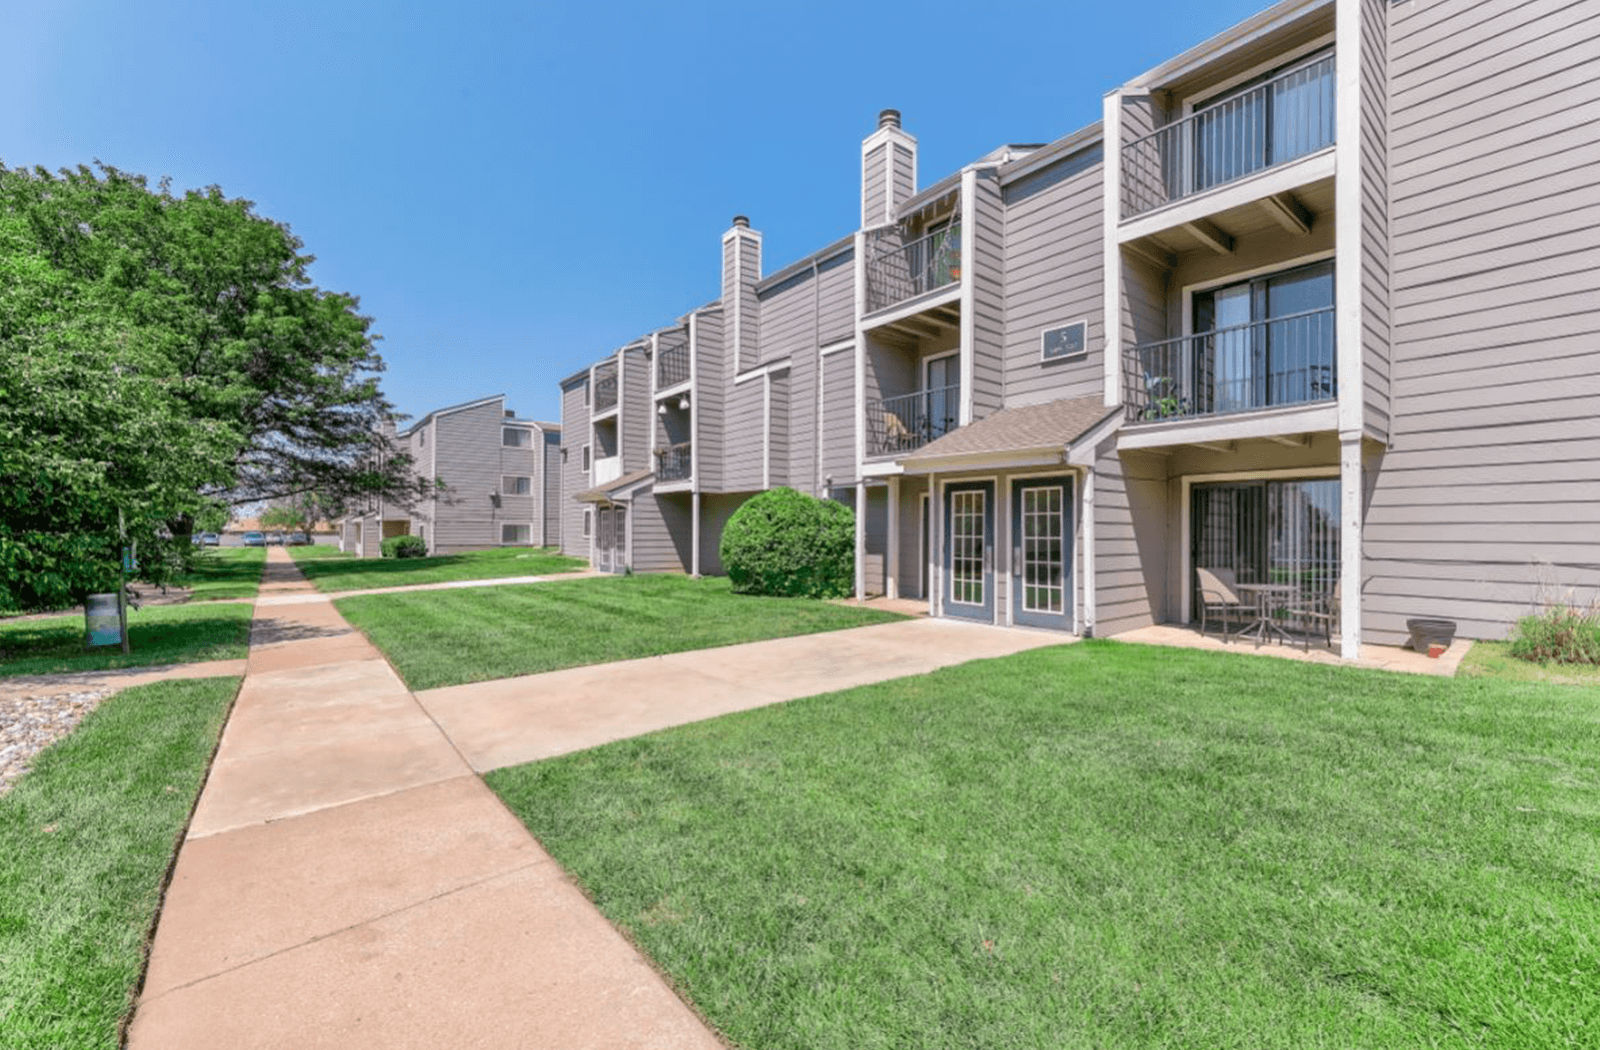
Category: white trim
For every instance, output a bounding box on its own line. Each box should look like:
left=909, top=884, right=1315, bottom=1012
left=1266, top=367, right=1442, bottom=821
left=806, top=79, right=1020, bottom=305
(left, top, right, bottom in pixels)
left=860, top=283, right=961, bottom=330
left=581, top=443, right=591, bottom=476
left=902, top=448, right=1067, bottom=474
left=819, top=338, right=854, bottom=357
left=1334, top=1, right=1364, bottom=439
left=654, top=379, right=692, bottom=401
left=957, top=169, right=977, bottom=428
left=1116, top=147, right=1334, bottom=243
left=886, top=476, right=900, bottom=600
left=1081, top=466, right=1096, bottom=637
left=589, top=404, right=620, bottom=424
left=1119, top=402, right=1337, bottom=450
left=1102, top=90, right=1125, bottom=407
left=688, top=313, right=700, bottom=495
left=1125, top=0, right=1332, bottom=91
left=649, top=331, right=659, bottom=461
left=1067, top=411, right=1122, bottom=468
left=862, top=460, right=905, bottom=477
left=1178, top=464, right=1340, bottom=629
left=853, top=231, right=867, bottom=482
left=1040, top=319, right=1089, bottom=364
left=733, top=358, right=791, bottom=385
left=1339, top=436, right=1363, bottom=659
left=761, top=374, right=772, bottom=490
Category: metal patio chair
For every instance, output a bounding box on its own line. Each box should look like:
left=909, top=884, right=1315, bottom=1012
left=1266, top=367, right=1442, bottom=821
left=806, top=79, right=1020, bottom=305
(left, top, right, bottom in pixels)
left=1195, top=566, right=1262, bottom=643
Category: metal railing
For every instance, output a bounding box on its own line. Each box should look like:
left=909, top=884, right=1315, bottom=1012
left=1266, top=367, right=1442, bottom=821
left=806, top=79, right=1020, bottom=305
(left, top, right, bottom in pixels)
left=866, top=384, right=962, bottom=457
left=1123, top=307, right=1335, bottom=423
left=655, top=441, right=691, bottom=482
left=657, top=340, right=690, bottom=389
left=1122, top=52, right=1335, bottom=219
left=593, top=365, right=618, bottom=413
left=863, top=222, right=961, bottom=314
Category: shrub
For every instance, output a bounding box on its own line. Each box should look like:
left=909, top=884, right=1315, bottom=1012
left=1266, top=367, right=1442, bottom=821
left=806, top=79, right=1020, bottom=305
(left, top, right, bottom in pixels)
left=380, top=535, right=428, bottom=559
left=720, top=487, right=854, bottom=599
left=1508, top=603, right=1600, bottom=665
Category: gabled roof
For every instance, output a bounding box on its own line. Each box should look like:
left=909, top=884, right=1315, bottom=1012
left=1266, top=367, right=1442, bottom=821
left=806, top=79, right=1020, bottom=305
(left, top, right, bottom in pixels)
left=397, top=394, right=505, bottom=436
left=901, top=396, right=1119, bottom=468
left=575, top=468, right=655, bottom=504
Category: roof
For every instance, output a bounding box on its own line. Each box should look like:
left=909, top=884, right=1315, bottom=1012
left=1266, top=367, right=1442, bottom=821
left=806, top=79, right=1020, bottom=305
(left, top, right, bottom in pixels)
left=901, top=396, right=1119, bottom=464
left=575, top=468, right=655, bottom=503
left=397, top=393, right=505, bottom=436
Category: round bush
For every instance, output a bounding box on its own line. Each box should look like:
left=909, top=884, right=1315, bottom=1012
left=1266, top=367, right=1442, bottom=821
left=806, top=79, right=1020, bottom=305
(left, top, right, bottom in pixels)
left=380, top=535, right=428, bottom=559
left=719, top=487, right=854, bottom=598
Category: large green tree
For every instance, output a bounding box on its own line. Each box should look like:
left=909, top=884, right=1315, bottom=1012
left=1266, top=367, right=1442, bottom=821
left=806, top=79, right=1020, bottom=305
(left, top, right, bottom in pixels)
left=0, top=163, right=430, bottom=610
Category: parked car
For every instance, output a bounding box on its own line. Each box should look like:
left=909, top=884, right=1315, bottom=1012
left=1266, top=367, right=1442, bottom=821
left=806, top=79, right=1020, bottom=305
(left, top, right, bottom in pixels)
left=265, top=532, right=285, bottom=545
left=193, top=532, right=221, bottom=547
left=287, top=532, right=311, bottom=546
left=243, top=531, right=265, bottom=546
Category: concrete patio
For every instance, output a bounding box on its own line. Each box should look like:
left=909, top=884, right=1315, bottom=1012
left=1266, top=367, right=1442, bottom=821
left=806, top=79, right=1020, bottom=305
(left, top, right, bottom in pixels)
left=1111, top=622, right=1471, bottom=677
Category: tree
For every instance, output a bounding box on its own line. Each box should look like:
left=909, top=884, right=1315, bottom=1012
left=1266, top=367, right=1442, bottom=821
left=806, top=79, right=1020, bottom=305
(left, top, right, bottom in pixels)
left=0, top=162, right=432, bottom=611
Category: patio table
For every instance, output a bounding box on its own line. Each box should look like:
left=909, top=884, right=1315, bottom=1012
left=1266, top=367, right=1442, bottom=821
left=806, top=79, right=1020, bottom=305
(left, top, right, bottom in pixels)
left=1235, top=583, right=1298, bottom=647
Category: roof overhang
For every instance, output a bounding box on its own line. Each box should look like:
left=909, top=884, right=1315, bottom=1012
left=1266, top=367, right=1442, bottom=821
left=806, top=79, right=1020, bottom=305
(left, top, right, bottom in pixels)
left=575, top=471, right=656, bottom=505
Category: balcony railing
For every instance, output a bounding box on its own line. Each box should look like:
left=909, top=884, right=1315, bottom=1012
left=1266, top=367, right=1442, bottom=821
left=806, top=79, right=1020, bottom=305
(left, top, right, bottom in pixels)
left=864, top=222, right=961, bottom=314
left=866, top=384, right=962, bottom=457
left=1122, top=52, right=1335, bottom=219
left=1123, top=307, right=1335, bottom=423
left=657, top=341, right=690, bottom=389
left=594, top=367, right=618, bottom=413
left=655, top=441, right=691, bottom=482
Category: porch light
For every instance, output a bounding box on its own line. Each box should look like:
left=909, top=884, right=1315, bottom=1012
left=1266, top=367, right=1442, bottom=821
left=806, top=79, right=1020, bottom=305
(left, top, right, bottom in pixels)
left=678, top=395, right=690, bottom=410
left=657, top=404, right=667, bottom=416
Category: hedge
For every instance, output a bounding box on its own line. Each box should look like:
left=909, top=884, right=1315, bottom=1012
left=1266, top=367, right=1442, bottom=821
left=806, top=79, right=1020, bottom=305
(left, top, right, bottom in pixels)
left=380, top=535, right=428, bottom=559
left=719, top=487, right=853, bottom=599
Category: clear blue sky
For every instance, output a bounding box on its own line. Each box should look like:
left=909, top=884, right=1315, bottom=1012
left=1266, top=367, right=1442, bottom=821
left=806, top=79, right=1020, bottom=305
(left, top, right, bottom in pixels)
left=3, top=0, right=1269, bottom=425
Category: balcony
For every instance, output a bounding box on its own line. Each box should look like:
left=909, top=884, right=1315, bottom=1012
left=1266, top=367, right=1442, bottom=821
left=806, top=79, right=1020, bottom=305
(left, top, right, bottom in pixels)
left=655, top=441, right=691, bottom=483
left=864, top=222, right=961, bottom=315
left=1122, top=52, right=1335, bottom=221
left=866, top=384, right=961, bottom=458
left=594, top=364, right=618, bottom=413
left=1122, top=307, right=1335, bottom=424
left=657, top=341, right=690, bottom=389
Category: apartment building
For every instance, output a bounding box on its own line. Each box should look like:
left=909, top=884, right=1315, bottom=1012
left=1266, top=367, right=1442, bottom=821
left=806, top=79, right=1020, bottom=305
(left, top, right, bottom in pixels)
left=559, top=0, right=1600, bottom=657
left=340, top=394, right=561, bottom=557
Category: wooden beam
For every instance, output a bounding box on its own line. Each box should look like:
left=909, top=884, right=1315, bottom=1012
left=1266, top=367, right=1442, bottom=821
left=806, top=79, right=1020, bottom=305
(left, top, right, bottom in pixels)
left=1260, top=192, right=1313, bottom=235
left=1183, top=218, right=1234, bottom=255
left=1122, top=239, right=1175, bottom=271
left=1266, top=432, right=1311, bottom=447
left=1190, top=440, right=1236, bottom=453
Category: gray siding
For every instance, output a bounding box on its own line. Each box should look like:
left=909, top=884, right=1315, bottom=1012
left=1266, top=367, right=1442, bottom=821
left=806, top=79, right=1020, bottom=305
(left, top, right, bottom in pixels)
left=893, top=477, right=931, bottom=600
left=820, top=350, right=857, bottom=486
left=862, top=142, right=888, bottom=225
left=723, top=235, right=762, bottom=370
left=817, top=251, right=854, bottom=344
left=722, top=377, right=764, bottom=492
left=969, top=170, right=1006, bottom=418
left=1096, top=446, right=1167, bottom=636
left=432, top=399, right=523, bottom=552
left=892, top=143, right=915, bottom=209
left=542, top=430, right=562, bottom=547
left=694, top=309, right=725, bottom=492
left=1363, top=0, right=1600, bottom=643
left=622, top=347, right=651, bottom=474
left=1002, top=146, right=1106, bottom=406
left=697, top=493, right=748, bottom=577
left=559, top=380, right=591, bottom=559
left=1359, top=0, right=1392, bottom=442
left=789, top=327, right=819, bottom=494
left=768, top=371, right=790, bottom=488
left=757, top=268, right=814, bottom=363
left=628, top=485, right=689, bottom=573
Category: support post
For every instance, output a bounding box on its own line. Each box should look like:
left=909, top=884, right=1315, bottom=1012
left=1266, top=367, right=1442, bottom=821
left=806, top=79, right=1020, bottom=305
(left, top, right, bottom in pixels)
left=885, top=477, right=900, bottom=600
left=1081, top=467, right=1095, bottom=638
left=691, top=491, right=702, bottom=578
left=1339, top=435, right=1363, bottom=660
left=854, top=479, right=867, bottom=600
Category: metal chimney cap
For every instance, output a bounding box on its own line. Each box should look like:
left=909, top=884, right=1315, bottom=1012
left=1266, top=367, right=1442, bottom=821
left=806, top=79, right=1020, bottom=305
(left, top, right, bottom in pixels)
left=878, top=109, right=901, bottom=129
left=731, top=215, right=750, bottom=229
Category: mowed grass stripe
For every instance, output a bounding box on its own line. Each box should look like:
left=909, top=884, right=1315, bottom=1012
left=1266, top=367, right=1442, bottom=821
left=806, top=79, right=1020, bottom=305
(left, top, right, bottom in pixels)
left=489, top=642, right=1600, bottom=1050
left=335, top=574, right=906, bottom=691
left=0, top=602, right=253, bottom=677
left=288, top=544, right=585, bottom=592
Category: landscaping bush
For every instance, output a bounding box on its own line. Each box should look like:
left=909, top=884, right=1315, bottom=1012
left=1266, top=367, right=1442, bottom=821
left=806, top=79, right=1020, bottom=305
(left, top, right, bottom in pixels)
left=720, top=487, right=853, bottom=598
left=380, top=535, right=428, bottom=559
left=1507, top=602, right=1600, bottom=665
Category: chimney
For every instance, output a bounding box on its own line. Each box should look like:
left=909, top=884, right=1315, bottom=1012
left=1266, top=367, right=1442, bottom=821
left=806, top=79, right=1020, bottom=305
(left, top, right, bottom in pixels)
left=721, top=214, right=762, bottom=370
left=861, top=108, right=917, bottom=228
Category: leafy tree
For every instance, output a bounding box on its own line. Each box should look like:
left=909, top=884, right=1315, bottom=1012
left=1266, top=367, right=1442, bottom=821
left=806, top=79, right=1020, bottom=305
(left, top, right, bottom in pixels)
left=0, top=162, right=432, bottom=611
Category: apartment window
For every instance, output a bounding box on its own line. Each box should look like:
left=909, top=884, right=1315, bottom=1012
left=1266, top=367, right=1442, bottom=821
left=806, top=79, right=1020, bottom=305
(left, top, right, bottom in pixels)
left=582, top=445, right=591, bottom=472
left=1192, top=259, right=1334, bottom=413
left=582, top=508, right=592, bottom=537
left=583, top=379, right=591, bottom=406
left=501, top=523, right=532, bottom=545
left=502, top=475, right=531, bottom=496
left=503, top=427, right=530, bottom=448
left=418, top=429, right=426, bottom=448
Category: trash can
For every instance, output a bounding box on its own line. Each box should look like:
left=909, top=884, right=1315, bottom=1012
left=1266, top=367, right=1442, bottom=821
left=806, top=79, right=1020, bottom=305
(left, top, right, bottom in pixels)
left=86, top=593, right=122, bottom=647
left=1405, top=618, right=1457, bottom=654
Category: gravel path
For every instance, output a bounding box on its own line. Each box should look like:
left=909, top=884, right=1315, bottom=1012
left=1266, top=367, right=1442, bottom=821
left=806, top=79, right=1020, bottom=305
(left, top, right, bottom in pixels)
left=0, top=689, right=111, bottom=796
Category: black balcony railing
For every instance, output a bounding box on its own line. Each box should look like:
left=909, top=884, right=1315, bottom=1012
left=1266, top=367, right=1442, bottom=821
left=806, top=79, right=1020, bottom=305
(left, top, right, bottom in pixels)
left=1122, top=52, right=1335, bottom=219
left=657, top=340, right=690, bottom=389
left=655, top=441, right=691, bottom=482
left=866, top=384, right=962, bottom=457
left=594, top=366, right=618, bottom=413
left=1123, top=307, right=1335, bottom=423
left=864, top=222, right=961, bottom=314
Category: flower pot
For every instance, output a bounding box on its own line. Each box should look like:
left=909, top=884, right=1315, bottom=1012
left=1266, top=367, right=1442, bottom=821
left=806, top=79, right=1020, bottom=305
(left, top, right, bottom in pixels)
left=948, top=266, right=962, bottom=281
left=1427, top=643, right=1447, bottom=659
left=1406, top=617, right=1457, bottom=653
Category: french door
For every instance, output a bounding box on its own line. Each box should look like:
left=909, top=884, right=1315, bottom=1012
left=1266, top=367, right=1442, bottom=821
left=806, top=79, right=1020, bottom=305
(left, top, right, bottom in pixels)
left=596, top=505, right=628, bottom=574
left=943, top=481, right=993, bottom=622
left=1011, top=476, right=1073, bottom=631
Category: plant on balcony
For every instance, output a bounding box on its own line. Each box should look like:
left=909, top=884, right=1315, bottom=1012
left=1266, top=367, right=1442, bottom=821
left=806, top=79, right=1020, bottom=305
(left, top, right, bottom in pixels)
left=720, top=487, right=853, bottom=599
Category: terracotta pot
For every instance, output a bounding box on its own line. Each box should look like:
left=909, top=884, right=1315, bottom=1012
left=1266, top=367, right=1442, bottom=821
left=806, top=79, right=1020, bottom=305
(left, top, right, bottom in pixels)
left=1427, top=643, right=1447, bottom=659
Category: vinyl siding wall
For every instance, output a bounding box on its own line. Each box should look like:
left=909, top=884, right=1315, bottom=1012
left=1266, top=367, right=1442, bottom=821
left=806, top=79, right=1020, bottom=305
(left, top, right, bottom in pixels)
left=768, top=371, right=790, bottom=488
left=432, top=401, right=517, bottom=552
left=862, top=142, right=888, bottom=225
left=1097, top=447, right=1167, bottom=636
left=542, top=430, right=562, bottom=547
left=622, top=347, right=651, bottom=474
left=969, top=171, right=1006, bottom=418
left=559, top=380, right=591, bottom=559
left=694, top=310, right=725, bottom=492
left=1358, top=0, right=1392, bottom=441
left=723, top=376, right=765, bottom=492
left=1362, top=0, right=1600, bottom=643
left=820, top=350, right=857, bottom=487
left=892, top=144, right=915, bottom=208
left=1001, top=145, right=1106, bottom=406
left=628, top=485, right=689, bottom=573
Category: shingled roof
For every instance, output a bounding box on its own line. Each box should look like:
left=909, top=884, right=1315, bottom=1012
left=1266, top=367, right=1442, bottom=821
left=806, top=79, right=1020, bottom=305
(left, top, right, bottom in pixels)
left=901, top=396, right=1118, bottom=465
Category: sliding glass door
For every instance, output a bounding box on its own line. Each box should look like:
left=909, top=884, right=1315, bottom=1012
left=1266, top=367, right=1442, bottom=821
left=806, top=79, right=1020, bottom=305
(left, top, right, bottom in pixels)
left=1191, top=478, right=1339, bottom=630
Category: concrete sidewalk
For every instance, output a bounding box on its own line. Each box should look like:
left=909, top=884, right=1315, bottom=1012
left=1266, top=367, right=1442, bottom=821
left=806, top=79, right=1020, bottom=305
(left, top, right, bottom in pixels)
left=129, top=549, right=1070, bottom=1047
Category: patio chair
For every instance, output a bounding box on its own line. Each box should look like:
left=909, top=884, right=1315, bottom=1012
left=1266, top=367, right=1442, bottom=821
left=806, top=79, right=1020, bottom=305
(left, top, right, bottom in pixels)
left=1289, top=579, right=1340, bottom=652
left=1195, top=566, right=1261, bottom=644
left=882, top=410, right=913, bottom=451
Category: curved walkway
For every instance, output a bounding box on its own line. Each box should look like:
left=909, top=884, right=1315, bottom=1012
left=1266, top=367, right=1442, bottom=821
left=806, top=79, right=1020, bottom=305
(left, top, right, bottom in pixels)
left=129, top=548, right=1065, bottom=1048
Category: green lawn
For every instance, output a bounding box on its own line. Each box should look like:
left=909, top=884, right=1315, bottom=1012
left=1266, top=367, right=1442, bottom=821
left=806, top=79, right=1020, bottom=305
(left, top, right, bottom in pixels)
left=0, top=676, right=240, bottom=1050
left=1460, top=640, right=1600, bottom=686
left=176, top=546, right=266, bottom=601
left=288, top=544, right=586, bottom=592
left=336, top=574, right=907, bottom=690
left=0, top=602, right=253, bottom=677
left=489, top=641, right=1600, bottom=1050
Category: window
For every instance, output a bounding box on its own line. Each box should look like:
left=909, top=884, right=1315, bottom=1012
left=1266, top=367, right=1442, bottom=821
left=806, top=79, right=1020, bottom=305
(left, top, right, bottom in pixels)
left=502, top=475, right=531, bottom=496
left=582, top=508, right=592, bottom=537
left=501, top=523, right=532, bottom=545
left=418, top=428, right=426, bottom=448
left=1192, top=260, right=1334, bottom=414
left=1190, top=49, right=1336, bottom=193
left=583, top=379, right=591, bottom=406
left=503, top=427, right=530, bottom=448
left=581, top=445, right=591, bottom=472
